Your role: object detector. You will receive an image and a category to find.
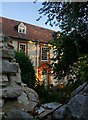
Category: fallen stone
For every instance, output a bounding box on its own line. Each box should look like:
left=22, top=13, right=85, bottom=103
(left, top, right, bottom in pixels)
left=71, top=82, right=88, bottom=97
left=35, top=106, right=45, bottom=115
left=5, top=108, right=35, bottom=120
left=42, top=102, right=62, bottom=110
left=52, top=105, right=67, bottom=120
left=67, top=94, right=88, bottom=119
left=36, top=103, right=62, bottom=119
left=81, top=84, right=88, bottom=96
left=37, top=109, right=53, bottom=119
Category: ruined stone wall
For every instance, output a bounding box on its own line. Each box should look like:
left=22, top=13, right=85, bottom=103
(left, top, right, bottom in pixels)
left=0, top=35, right=39, bottom=120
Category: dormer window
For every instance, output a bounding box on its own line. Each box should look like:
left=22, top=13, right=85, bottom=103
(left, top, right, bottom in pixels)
left=18, top=23, right=26, bottom=34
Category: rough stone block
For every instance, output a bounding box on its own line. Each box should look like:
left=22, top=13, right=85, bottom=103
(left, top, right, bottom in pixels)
left=9, top=75, right=22, bottom=85
left=2, top=86, right=22, bottom=98
left=2, top=61, right=19, bottom=74
left=2, top=75, right=9, bottom=87
left=2, top=48, right=15, bottom=59
left=18, top=92, right=38, bottom=112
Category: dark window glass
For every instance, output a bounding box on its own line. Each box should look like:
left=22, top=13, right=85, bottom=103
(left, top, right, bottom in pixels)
left=20, top=44, right=26, bottom=53
left=42, top=47, right=48, bottom=60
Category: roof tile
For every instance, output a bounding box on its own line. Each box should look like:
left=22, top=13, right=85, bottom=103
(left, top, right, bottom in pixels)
left=1, top=17, right=54, bottom=43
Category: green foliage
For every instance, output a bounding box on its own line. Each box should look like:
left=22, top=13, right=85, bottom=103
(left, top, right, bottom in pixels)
left=38, top=2, right=88, bottom=54
left=50, top=33, right=79, bottom=79
left=15, top=51, right=36, bottom=88
left=77, top=55, right=88, bottom=83
left=34, top=78, right=58, bottom=103
left=34, top=79, right=49, bottom=103
left=38, top=2, right=88, bottom=80
left=34, top=79, right=47, bottom=97
left=34, top=79, right=81, bottom=104
left=38, top=2, right=88, bottom=38
left=35, top=2, right=88, bottom=103
left=57, top=81, right=81, bottom=103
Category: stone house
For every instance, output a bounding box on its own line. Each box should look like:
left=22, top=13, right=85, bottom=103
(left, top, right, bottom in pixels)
left=1, top=17, right=58, bottom=87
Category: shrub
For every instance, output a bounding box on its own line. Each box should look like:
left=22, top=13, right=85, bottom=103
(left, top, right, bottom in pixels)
left=34, top=79, right=48, bottom=102
left=34, top=79, right=68, bottom=103
left=15, top=51, right=36, bottom=88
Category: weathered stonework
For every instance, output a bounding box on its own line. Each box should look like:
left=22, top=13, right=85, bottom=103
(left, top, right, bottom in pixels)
left=1, top=35, right=39, bottom=120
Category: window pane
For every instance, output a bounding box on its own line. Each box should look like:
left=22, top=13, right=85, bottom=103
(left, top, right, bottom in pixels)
left=18, top=27, right=26, bottom=34
left=19, top=44, right=26, bottom=53
left=42, top=47, right=48, bottom=60
left=19, top=29, right=21, bottom=33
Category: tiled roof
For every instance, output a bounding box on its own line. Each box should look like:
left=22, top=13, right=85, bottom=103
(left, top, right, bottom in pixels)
left=1, top=17, right=54, bottom=43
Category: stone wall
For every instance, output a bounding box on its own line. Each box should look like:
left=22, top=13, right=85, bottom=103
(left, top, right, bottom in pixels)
left=0, top=35, right=39, bottom=120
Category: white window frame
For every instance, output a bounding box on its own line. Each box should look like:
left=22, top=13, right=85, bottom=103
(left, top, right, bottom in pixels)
left=18, top=23, right=26, bottom=34
left=41, top=47, right=48, bottom=61
left=19, top=43, right=27, bottom=54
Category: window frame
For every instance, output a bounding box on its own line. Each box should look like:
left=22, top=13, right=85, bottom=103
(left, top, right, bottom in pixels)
left=19, top=43, right=27, bottom=54
left=41, top=46, right=48, bottom=61
left=18, top=23, right=26, bottom=34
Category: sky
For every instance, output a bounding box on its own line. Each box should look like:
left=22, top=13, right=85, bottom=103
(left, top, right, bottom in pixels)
left=1, top=2, right=59, bottom=31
